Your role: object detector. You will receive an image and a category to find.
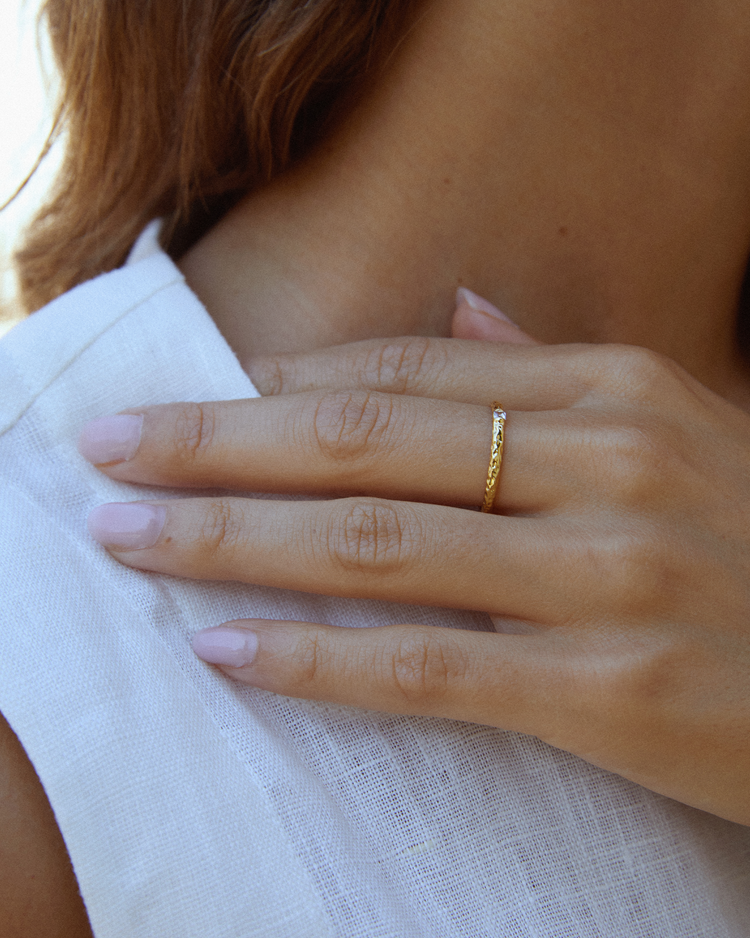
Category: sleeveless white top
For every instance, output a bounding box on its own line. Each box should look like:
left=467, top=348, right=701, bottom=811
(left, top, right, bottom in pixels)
left=1, top=222, right=748, bottom=937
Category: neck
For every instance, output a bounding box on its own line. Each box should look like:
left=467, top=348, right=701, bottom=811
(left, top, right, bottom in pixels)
left=179, top=0, right=750, bottom=404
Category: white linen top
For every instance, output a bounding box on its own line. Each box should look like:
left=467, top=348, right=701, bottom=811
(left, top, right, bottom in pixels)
left=1, top=221, right=749, bottom=938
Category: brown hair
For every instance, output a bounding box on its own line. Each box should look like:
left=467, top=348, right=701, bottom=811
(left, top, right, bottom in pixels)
left=14, top=0, right=413, bottom=313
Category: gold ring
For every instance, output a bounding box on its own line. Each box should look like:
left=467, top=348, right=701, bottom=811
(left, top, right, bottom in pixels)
left=481, top=403, right=506, bottom=512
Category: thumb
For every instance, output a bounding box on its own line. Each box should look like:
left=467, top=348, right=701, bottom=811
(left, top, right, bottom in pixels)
left=452, top=287, right=540, bottom=345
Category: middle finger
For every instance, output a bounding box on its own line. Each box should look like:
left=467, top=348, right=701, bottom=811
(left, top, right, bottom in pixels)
left=88, top=495, right=587, bottom=623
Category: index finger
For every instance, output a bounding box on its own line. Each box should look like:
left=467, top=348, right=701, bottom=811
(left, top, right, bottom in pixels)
left=247, top=337, right=595, bottom=410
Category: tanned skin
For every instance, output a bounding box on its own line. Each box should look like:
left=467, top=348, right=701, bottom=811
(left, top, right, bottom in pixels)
left=6, top=0, right=750, bottom=925
left=0, top=713, right=92, bottom=937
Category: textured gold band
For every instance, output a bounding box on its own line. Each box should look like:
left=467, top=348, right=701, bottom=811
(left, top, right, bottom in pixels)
left=481, top=403, right=507, bottom=513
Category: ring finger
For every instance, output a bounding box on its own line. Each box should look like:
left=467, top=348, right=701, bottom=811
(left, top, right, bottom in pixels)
left=82, top=391, right=583, bottom=513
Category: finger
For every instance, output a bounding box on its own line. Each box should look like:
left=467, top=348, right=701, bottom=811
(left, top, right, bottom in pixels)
left=191, top=619, right=575, bottom=738
left=80, top=394, right=495, bottom=507
left=246, top=337, right=595, bottom=409
left=193, top=620, right=750, bottom=826
left=451, top=289, right=540, bottom=345
left=78, top=393, right=589, bottom=513
left=87, top=496, right=588, bottom=623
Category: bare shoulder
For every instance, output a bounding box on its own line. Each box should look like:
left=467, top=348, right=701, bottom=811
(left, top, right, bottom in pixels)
left=0, top=710, right=93, bottom=938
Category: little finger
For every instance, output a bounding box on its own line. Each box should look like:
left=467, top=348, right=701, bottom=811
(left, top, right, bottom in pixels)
left=192, top=619, right=572, bottom=737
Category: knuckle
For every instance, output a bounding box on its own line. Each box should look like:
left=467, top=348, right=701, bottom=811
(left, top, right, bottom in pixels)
left=583, top=633, right=697, bottom=737
left=577, top=636, right=672, bottom=723
left=246, top=355, right=286, bottom=396
left=597, top=421, right=668, bottom=503
left=589, top=344, right=679, bottom=401
left=587, top=524, right=672, bottom=615
left=389, top=631, right=465, bottom=705
left=313, top=390, right=396, bottom=461
left=291, top=631, right=325, bottom=688
left=325, top=499, right=417, bottom=575
left=363, top=336, right=447, bottom=394
left=198, top=500, right=243, bottom=559
left=172, top=402, right=216, bottom=464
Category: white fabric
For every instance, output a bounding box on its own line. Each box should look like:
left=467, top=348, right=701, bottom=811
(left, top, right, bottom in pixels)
left=1, top=222, right=749, bottom=937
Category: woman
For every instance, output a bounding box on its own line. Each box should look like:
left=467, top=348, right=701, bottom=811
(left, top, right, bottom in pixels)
left=2, top=0, right=749, bottom=934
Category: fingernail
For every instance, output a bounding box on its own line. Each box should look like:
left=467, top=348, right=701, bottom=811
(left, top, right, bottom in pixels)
left=78, top=414, right=143, bottom=465
left=87, top=502, right=166, bottom=550
left=192, top=628, right=258, bottom=668
left=456, top=287, right=517, bottom=326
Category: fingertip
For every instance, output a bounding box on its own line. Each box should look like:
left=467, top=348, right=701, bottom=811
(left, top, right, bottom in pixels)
left=77, top=414, right=143, bottom=466
left=452, top=289, right=538, bottom=345
left=452, top=301, right=527, bottom=342
left=87, top=502, right=166, bottom=551
left=193, top=625, right=259, bottom=668
left=455, top=287, right=515, bottom=324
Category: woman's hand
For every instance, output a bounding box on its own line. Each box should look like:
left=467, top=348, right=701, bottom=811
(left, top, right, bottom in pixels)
left=78, top=296, right=750, bottom=826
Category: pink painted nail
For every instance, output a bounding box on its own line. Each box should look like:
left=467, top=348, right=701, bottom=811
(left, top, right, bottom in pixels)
left=456, top=287, right=517, bottom=326
left=87, top=502, right=166, bottom=550
left=193, top=628, right=258, bottom=668
left=78, top=414, right=143, bottom=465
